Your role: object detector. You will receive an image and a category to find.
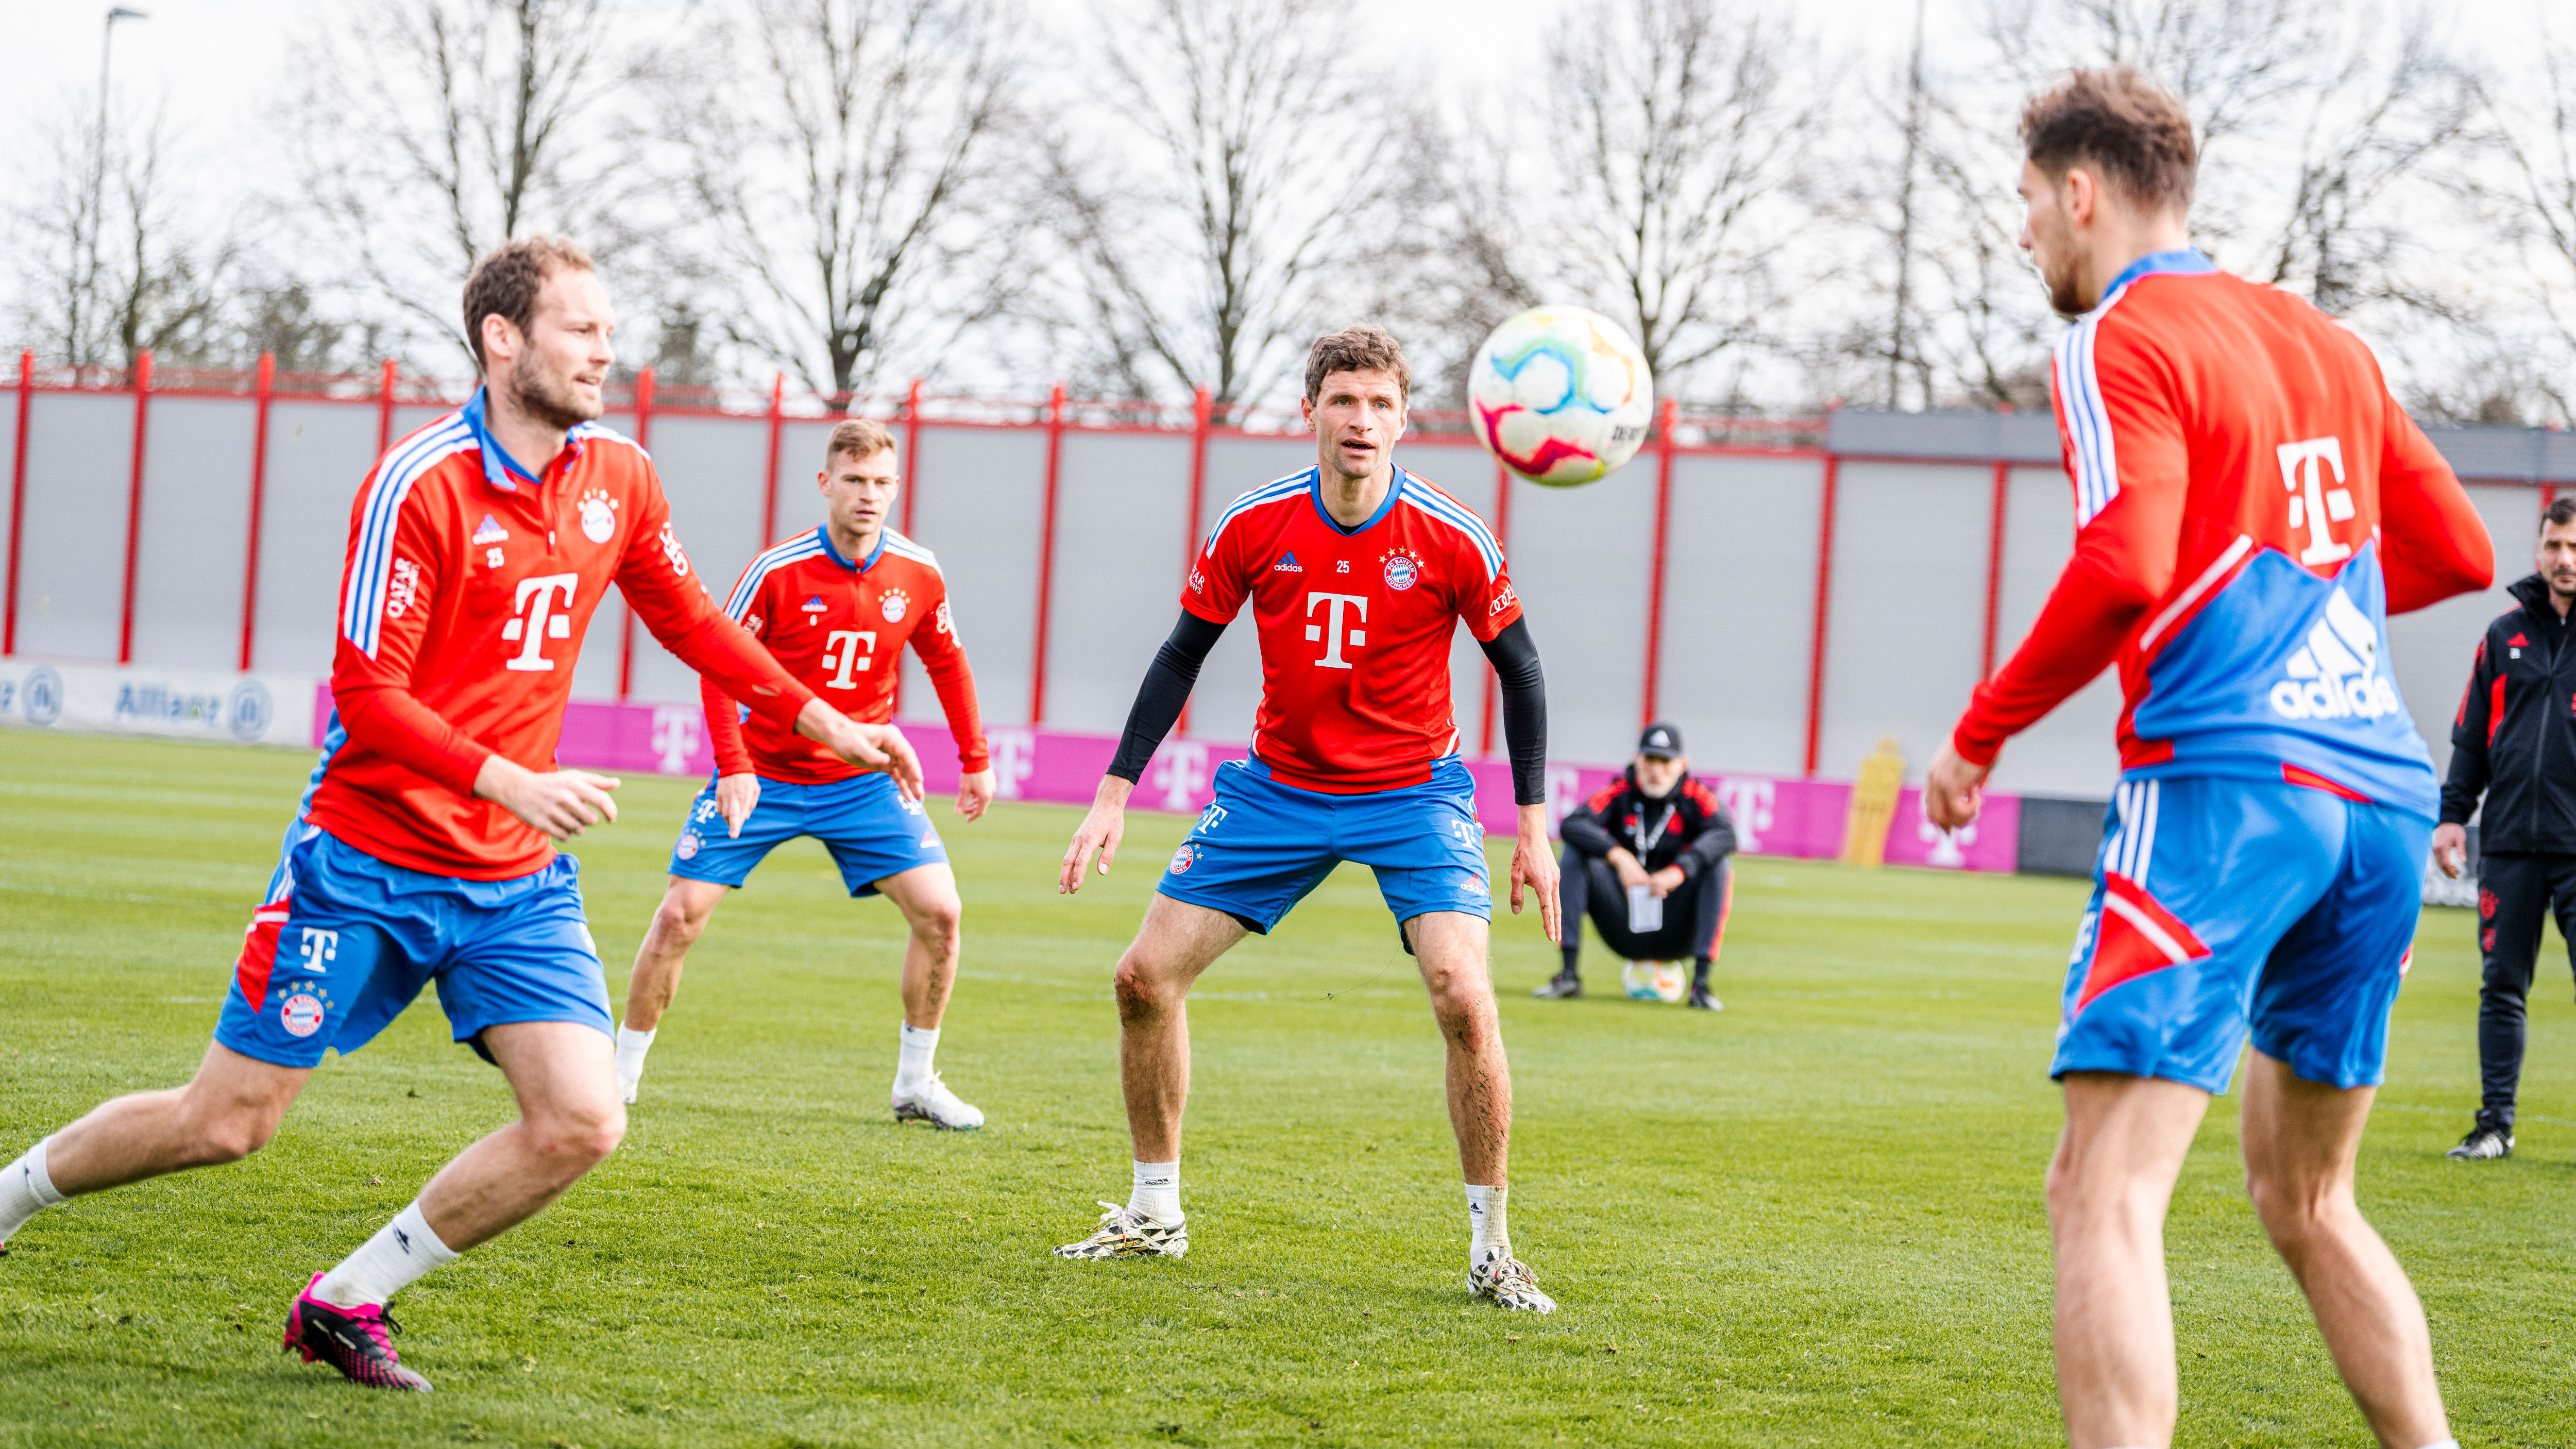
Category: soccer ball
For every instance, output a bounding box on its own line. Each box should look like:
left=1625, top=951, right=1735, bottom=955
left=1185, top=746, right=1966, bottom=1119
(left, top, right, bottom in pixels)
left=1621, top=959, right=1687, bottom=1003
left=1467, top=306, right=1655, bottom=487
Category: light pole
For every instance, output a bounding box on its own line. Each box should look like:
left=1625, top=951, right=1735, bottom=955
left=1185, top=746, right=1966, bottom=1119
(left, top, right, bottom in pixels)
left=83, top=6, right=147, bottom=372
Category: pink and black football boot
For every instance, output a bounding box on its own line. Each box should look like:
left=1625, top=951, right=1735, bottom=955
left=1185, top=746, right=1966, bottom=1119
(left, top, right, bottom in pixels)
left=283, top=1272, right=432, bottom=1391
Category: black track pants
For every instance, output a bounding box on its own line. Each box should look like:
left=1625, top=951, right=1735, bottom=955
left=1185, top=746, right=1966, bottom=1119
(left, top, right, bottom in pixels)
left=1558, top=845, right=1730, bottom=970
left=2477, top=852, right=2576, bottom=1125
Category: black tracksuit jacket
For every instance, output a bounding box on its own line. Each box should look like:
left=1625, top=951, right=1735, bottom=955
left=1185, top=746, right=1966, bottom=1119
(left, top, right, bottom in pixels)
left=1558, top=769, right=1736, bottom=878
left=2441, top=574, right=2576, bottom=853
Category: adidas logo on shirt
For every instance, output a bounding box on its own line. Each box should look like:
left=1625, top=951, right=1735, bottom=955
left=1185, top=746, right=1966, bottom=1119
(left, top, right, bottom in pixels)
left=802, top=595, right=828, bottom=614
left=2268, top=587, right=2400, bottom=722
left=470, top=514, right=509, bottom=546
left=1272, top=552, right=1303, bottom=572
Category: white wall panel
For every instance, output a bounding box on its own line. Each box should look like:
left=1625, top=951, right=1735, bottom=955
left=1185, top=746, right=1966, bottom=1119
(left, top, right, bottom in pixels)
left=1505, top=455, right=1659, bottom=766
left=1045, top=431, right=1196, bottom=733
left=1817, top=462, right=1989, bottom=782
left=908, top=427, right=1048, bottom=725
left=1656, top=456, right=1826, bottom=777
left=15, top=393, right=134, bottom=661
left=129, top=397, right=257, bottom=669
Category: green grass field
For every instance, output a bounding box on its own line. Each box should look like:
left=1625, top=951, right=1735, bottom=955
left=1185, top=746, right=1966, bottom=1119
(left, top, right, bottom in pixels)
left=3, top=730, right=2573, bottom=1447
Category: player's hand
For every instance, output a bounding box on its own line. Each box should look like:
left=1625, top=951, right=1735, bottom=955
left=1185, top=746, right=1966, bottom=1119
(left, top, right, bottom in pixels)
left=795, top=700, right=925, bottom=800
left=715, top=773, right=760, bottom=839
left=957, top=768, right=996, bottom=822
left=2432, top=821, right=2468, bottom=879
left=1060, top=776, right=1132, bottom=895
left=1925, top=741, right=1989, bottom=831
left=1608, top=848, right=1651, bottom=893
left=1648, top=865, right=1686, bottom=898
left=1510, top=803, right=1562, bottom=947
left=476, top=755, right=620, bottom=841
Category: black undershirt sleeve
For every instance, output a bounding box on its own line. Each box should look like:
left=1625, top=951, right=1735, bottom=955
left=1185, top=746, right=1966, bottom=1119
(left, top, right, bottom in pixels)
left=1107, top=611, right=1229, bottom=783
left=1478, top=618, right=1548, bottom=807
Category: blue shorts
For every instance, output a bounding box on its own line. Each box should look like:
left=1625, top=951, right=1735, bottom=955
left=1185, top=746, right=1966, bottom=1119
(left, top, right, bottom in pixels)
left=668, top=771, right=945, bottom=897
left=216, top=824, right=611, bottom=1069
left=1157, top=754, right=1492, bottom=942
left=2052, top=774, right=2431, bottom=1093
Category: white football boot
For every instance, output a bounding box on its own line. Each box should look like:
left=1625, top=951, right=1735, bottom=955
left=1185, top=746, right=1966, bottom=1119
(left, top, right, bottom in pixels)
left=1468, top=1248, right=1557, bottom=1312
left=615, top=1062, right=643, bottom=1106
left=1054, top=1202, right=1189, bottom=1260
left=891, top=1072, right=985, bottom=1130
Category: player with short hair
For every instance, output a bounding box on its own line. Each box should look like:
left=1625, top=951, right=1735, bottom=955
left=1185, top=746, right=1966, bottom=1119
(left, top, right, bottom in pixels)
left=1052, top=323, right=1564, bottom=1312
left=614, top=418, right=996, bottom=1127
left=1923, top=70, right=2492, bottom=1449
left=0, top=238, right=920, bottom=1391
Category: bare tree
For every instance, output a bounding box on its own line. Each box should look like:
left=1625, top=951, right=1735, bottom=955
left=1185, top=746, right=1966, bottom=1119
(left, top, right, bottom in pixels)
left=1042, top=0, right=1391, bottom=415
left=2464, top=30, right=2576, bottom=422
left=654, top=0, right=1024, bottom=409
left=8, top=102, right=233, bottom=372
left=1537, top=0, right=1817, bottom=393
left=274, top=0, right=641, bottom=363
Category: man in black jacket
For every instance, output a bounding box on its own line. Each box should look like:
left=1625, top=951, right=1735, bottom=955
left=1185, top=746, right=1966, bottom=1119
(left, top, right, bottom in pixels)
left=1535, top=723, right=1734, bottom=1010
left=2435, top=496, right=2576, bottom=1159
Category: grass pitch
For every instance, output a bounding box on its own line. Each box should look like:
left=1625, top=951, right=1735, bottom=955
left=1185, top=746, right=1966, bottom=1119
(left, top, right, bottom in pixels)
left=2, top=731, right=2573, bottom=1448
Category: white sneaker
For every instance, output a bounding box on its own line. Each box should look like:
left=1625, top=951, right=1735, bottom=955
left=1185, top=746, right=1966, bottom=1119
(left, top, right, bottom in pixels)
left=1054, top=1201, right=1188, bottom=1259
left=616, top=1064, right=642, bottom=1106
left=891, top=1072, right=984, bottom=1130
left=1468, top=1248, right=1556, bottom=1312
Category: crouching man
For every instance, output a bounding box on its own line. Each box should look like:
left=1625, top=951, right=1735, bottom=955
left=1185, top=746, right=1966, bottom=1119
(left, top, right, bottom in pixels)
left=1535, top=722, right=1734, bottom=1010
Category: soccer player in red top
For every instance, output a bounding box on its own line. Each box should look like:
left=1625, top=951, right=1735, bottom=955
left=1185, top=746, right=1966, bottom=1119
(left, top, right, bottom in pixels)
left=615, top=418, right=996, bottom=1128
left=1050, top=325, right=1564, bottom=1313
left=1921, top=74, right=2490, bottom=1449
left=0, top=240, right=920, bottom=1391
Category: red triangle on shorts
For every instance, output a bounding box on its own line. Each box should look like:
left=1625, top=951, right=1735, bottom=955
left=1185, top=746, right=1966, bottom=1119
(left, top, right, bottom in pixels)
left=2077, top=873, right=2212, bottom=1014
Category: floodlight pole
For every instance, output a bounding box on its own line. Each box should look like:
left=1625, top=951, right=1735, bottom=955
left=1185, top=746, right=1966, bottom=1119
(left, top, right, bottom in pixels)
left=91, top=8, right=147, bottom=367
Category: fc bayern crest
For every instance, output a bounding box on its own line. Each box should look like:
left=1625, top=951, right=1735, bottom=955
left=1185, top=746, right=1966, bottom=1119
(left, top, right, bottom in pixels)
left=676, top=830, right=702, bottom=860
left=280, top=992, right=326, bottom=1038
left=578, top=487, right=620, bottom=543
left=1382, top=551, right=1420, bottom=592
left=880, top=589, right=909, bottom=623
left=1168, top=844, right=1195, bottom=874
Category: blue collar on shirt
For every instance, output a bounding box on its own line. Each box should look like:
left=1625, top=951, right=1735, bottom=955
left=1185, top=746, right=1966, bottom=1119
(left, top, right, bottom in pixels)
left=1308, top=465, right=1405, bottom=536
left=460, top=386, right=561, bottom=493
left=2104, top=247, right=2217, bottom=298
left=812, top=524, right=887, bottom=574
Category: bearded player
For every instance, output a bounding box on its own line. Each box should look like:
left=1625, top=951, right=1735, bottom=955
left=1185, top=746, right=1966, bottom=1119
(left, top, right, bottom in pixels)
left=1052, top=325, right=1562, bottom=1313
left=614, top=418, right=995, bottom=1129
left=0, top=239, right=921, bottom=1390
left=1923, top=73, right=2492, bottom=1449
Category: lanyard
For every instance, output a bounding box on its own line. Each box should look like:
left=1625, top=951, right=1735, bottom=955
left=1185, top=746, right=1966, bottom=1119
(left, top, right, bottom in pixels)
left=1629, top=798, right=1673, bottom=855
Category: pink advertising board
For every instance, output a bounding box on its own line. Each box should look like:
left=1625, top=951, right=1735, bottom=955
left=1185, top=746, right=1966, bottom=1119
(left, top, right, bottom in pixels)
left=309, top=692, right=2021, bottom=872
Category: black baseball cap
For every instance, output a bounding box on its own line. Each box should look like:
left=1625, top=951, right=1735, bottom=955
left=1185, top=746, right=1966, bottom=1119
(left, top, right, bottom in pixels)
left=1637, top=722, right=1684, bottom=759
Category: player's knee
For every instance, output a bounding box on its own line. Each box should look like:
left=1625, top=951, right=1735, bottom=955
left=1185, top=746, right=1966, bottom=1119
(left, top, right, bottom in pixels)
left=1113, top=957, right=1176, bottom=1022
left=185, top=1106, right=281, bottom=1167
left=914, top=898, right=962, bottom=951
left=534, top=1101, right=626, bottom=1168
left=651, top=898, right=710, bottom=947
left=2243, top=1167, right=2340, bottom=1244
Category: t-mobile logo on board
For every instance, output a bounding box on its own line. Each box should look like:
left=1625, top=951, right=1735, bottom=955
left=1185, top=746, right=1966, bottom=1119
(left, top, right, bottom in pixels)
left=500, top=574, right=580, bottom=671
left=1304, top=592, right=1369, bottom=669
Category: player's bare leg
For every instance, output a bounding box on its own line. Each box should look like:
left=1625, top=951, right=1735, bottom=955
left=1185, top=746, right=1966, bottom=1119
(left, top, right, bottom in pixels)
left=1056, top=895, right=1242, bottom=1260
left=614, top=875, right=727, bottom=1101
left=875, top=862, right=980, bottom=1127
left=2048, top=1071, right=2208, bottom=1448
left=2240, top=1052, right=2449, bottom=1449
left=1405, top=912, right=1511, bottom=1184
left=403, top=1020, right=624, bottom=1248
left=1409, top=910, right=1551, bottom=1311
left=3, top=1041, right=310, bottom=1241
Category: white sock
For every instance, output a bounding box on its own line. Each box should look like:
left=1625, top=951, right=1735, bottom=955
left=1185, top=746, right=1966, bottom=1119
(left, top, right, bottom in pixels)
left=0, top=1138, right=66, bottom=1241
left=894, top=1022, right=939, bottom=1096
left=1129, top=1160, right=1181, bottom=1224
left=2416, top=1441, right=2461, bottom=1449
left=614, top=1025, right=655, bottom=1082
left=314, top=1201, right=460, bottom=1308
left=1467, top=1183, right=1510, bottom=1262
